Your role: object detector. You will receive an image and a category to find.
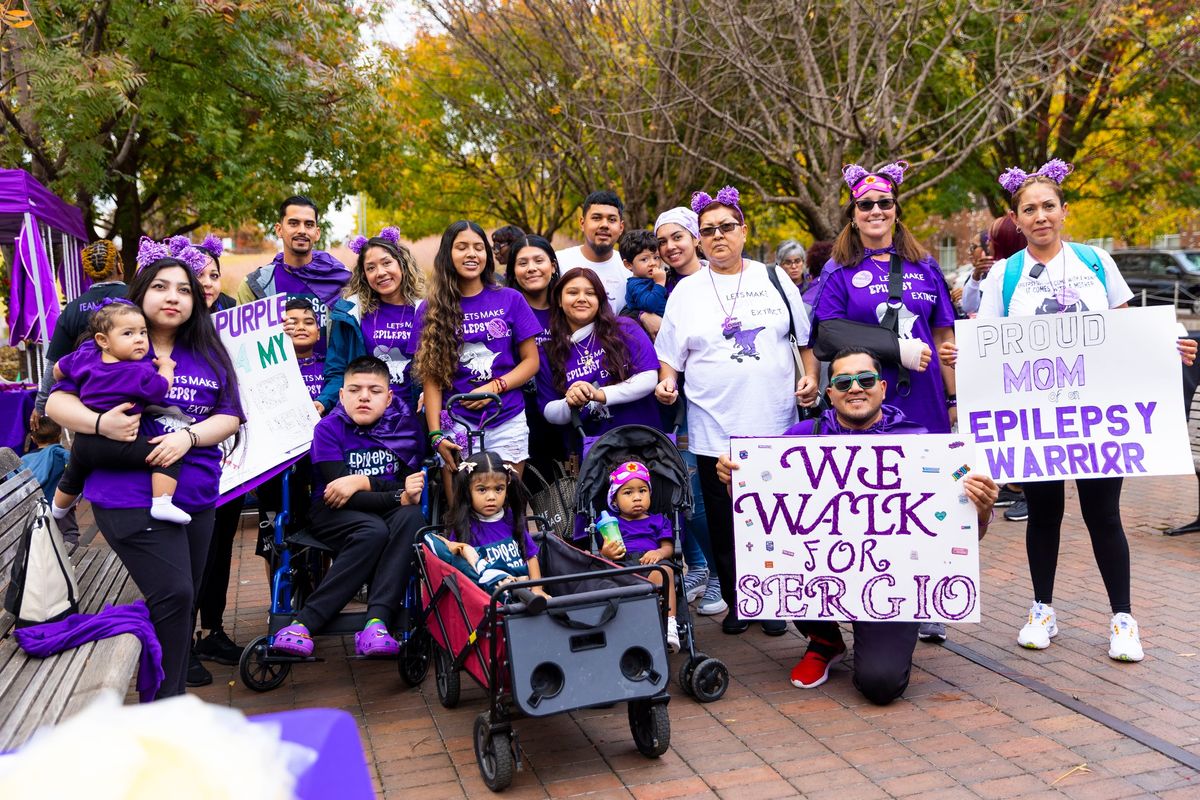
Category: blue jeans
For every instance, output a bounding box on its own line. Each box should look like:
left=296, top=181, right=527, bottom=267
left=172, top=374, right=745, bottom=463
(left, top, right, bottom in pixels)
left=680, top=442, right=713, bottom=572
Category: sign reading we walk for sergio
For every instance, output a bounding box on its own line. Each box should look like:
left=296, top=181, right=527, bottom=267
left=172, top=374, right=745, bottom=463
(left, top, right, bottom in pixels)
left=731, top=435, right=981, bottom=624
left=955, top=306, right=1191, bottom=483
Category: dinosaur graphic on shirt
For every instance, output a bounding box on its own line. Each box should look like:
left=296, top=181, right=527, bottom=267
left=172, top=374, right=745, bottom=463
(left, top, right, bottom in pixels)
left=873, top=302, right=919, bottom=338
left=373, top=344, right=411, bottom=383
left=459, top=340, right=499, bottom=381
left=723, top=320, right=767, bottom=362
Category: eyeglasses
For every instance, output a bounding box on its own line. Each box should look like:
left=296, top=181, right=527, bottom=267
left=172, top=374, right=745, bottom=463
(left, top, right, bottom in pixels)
left=698, top=222, right=741, bottom=238
left=829, top=371, right=881, bottom=392
left=779, top=258, right=805, bottom=268
left=854, top=198, right=896, bottom=212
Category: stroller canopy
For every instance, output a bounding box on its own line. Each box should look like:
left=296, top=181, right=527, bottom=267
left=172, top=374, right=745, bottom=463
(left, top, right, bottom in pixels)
left=575, top=425, right=692, bottom=518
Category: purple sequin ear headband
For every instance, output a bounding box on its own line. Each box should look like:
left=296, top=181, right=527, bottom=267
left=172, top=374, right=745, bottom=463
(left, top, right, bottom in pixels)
left=843, top=161, right=909, bottom=199
left=997, top=159, right=1073, bottom=195
left=690, top=186, right=743, bottom=221
left=348, top=226, right=402, bottom=255
left=196, top=233, right=224, bottom=260
left=136, top=235, right=207, bottom=274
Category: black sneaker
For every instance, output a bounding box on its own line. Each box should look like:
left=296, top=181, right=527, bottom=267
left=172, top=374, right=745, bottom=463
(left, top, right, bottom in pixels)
left=761, top=620, right=788, bottom=636
left=995, top=486, right=1022, bottom=508
left=1004, top=499, right=1029, bottom=522
left=722, top=610, right=750, bottom=634
left=187, top=652, right=213, bottom=688
left=194, top=628, right=243, bottom=666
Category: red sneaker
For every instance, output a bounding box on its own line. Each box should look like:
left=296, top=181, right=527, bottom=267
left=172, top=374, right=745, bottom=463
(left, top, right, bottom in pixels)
left=790, top=634, right=847, bottom=689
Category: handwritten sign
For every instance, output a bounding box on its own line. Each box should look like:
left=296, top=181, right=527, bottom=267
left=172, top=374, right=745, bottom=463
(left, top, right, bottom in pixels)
left=955, top=307, right=1190, bottom=483
left=214, top=293, right=319, bottom=496
left=731, top=434, right=980, bottom=623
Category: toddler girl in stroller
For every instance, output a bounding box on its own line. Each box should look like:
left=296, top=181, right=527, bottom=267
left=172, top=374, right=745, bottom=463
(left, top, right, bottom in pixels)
left=600, top=461, right=679, bottom=651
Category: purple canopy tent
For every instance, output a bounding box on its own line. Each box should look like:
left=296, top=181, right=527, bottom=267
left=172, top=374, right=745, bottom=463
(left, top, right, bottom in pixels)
left=1, top=168, right=89, bottom=346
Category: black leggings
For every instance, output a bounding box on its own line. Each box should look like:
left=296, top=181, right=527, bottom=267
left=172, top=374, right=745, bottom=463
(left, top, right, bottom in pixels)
left=58, top=433, right=181, bottom=497
left=1024, top=477, right=1130, bottom=614
left=196, top=494, right=244, bottom=631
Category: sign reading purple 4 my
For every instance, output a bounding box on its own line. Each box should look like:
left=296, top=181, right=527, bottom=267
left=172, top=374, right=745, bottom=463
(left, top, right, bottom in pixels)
left=731, top=435, right=981, bottom=623
left=955, top=306, right=1191, bottom=483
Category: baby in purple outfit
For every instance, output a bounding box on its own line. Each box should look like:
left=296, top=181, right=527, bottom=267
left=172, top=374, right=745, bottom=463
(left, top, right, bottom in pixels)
left=51, top=299, right=190, bottom=524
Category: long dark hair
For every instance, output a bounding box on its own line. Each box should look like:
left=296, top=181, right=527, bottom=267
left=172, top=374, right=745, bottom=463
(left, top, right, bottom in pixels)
left=127, top=258, right=242, bottom=421
left=414, top=220, right=496, bottom=389
left=545, top=267, right=634, bottom=395
left=448, top=451, right=530, bottom=554
left=504, top=234, right=560, bottom=301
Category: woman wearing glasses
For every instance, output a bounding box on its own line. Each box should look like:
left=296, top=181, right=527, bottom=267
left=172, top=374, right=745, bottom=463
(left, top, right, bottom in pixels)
left=810, top=161, right=958, bottom=642
left=655, top=186, right=819, bottom=634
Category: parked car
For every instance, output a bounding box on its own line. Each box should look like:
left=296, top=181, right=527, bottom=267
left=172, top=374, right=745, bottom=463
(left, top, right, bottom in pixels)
left=1109, top=248, right=1200, bottom=315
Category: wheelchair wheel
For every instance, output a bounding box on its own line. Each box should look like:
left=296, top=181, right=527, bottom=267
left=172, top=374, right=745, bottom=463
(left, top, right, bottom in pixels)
left=628, top=700, right=670, bottom=758
left=398, top=627, right=432, bottom=687
left=239, top=635, right=291, bottom=692
left=689, top=657, right=729, bottom=703
left=434, top=645, right=460, bottom=708
left=473, top=712, right=514, bottom=791
left=678, top=651, right=710, bottom=697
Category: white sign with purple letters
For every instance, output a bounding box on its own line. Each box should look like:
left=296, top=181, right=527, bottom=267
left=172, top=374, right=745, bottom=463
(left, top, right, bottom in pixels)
left=955, top=306, right=1190, bottom=483
left=731, top=434, right=981, bottom=623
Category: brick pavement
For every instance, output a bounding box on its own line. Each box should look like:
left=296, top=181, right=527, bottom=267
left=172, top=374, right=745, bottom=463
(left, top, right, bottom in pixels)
left=175, top=474, right=1200, bottom=798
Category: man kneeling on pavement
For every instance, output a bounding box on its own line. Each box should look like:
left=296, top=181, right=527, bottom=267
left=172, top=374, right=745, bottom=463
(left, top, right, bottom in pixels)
left=271, top=356, right=427, bottom=658
left=718, top=346, right=998, bottom=705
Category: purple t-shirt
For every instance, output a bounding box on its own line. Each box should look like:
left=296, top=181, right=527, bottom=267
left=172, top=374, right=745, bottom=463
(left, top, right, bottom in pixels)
left=536, top=316, right=661, bottom=436
left=617, top=513, right=672, bottom=554
left=360, top=302, right=417, bottom=393
left=77, top=343, right=244, bottom=513
left=297, top=355, right=325, bottom=402
left=812, top=256, right=955, bottom=433
left=463, top=513, right=540, bottom=574
left=414, top=285, right=542, bottom=428
left=531, top=306, right=552, bottom=349
left=54, top=342, right=169, bottom=414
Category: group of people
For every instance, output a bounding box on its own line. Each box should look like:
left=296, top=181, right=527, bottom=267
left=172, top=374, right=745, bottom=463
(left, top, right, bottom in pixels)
left=25, top=155, right=1194, bottom=706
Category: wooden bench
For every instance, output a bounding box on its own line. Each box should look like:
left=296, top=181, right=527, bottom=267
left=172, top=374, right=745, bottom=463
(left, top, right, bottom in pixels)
left=0, top=447, right=142, bottom=750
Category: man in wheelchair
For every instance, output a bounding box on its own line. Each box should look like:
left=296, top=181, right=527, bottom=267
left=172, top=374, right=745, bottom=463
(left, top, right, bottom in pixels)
left=272, top=356, right=426, bottom=658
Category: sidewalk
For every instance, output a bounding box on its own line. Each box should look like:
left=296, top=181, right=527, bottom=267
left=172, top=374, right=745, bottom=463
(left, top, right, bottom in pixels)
left=186, top=475, right=1200, bottom=798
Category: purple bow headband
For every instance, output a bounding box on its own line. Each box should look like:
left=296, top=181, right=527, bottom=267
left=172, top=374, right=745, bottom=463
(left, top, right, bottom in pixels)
left=98, top=297, right=136, bottom=309
left=195, top=233, right=224, bottom=260
left=348, top=226, right=402, bottom=255
left=842, top=161, right=909, bottom=199
left=690, top=186, right=743, bottom=222
left=997, top=159, right=1073, bottom=195
left=137, top=235, right=207, bottom=274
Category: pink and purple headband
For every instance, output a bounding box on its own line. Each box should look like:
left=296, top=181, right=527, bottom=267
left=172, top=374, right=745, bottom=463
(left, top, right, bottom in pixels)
left=997, top=159, right=1073, bottom=195
left=690, top=186, right=743, bottom=223
left=608, top=461, right=652, bottom=511
left=136, top=235, right=207, bottom=274
left=348, top=226, right=402, bottom=256
left=842, top=161, right=909, bottom=199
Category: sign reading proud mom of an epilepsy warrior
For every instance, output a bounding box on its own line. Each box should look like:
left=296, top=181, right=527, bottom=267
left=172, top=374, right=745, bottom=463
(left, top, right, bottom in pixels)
left=955, top=306, right=1191, bottom=483
left=213, top=293, right=320, bottom=498
left=731, top=434, right=981, bottom=623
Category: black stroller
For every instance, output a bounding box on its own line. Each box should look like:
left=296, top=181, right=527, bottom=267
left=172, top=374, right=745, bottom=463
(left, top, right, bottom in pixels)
left=574, top=424, right=730, bottom=703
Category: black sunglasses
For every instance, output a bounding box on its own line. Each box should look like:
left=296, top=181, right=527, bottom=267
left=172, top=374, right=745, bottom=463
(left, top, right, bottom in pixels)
left=829, top=371, right=881, bottom=392
left=698, top=221, right=741, bottom=238
left=855, top=198, right=896, bottom=212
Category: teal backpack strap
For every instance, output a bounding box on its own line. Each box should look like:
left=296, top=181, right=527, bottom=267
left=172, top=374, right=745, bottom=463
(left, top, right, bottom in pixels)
left=1002, top=250, right=1025, bottom=316
left=1068, top=242, right=1107, bottom=288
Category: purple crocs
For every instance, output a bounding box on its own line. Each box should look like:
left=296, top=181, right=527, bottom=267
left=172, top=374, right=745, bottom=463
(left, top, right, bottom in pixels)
left=271, top=623, right=314, bottom=657
left=355, top=622, right=400, bottom=658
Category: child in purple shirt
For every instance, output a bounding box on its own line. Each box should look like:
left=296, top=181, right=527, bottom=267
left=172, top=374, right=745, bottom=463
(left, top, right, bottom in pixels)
left=50, top=299, right=190, bottom=525
left=600, top=461, right=678, bottom=651
left=284, top=298, right=326, bottom=410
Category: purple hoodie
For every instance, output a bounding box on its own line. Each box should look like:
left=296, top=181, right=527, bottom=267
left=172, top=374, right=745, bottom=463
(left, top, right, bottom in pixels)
left=310, top=396, right=424, bottom=499
left=785, top=404, right=927, bottom=437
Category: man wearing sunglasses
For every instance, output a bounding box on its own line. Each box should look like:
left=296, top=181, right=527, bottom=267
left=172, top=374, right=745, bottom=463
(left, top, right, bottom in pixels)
left=717, top=346, right=997, bottom=705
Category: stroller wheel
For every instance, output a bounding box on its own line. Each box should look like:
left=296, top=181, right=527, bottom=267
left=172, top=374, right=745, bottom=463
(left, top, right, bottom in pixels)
left=398, top=627, right=432, bottom=687
left=239, top=635, right=292, bottom=692
left=434, top=645, right=461, bottom=708
left=690, top=657, right=729, bottom=703
left=473, top=712, right=514, bottom=791
left=628, top=700, right=671, bottom=758
left=678, top=652, right=710, bottom=697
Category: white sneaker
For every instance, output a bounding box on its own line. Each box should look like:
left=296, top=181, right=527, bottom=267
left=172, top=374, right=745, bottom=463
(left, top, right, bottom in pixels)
left=1017, top=602, right=1058, bottom=649
left=697, top=577, right=727, bottom=616
left=1108, top=613, right=1144, bottom=662
left=665, top=616, right=680, bottom=653
left=683, top=567, right=709, bottom=603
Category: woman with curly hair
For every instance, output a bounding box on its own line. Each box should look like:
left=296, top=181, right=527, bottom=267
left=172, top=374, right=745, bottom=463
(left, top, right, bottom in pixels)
left=322, top=227, right=425, bottom=413
left=415, top=220, right=541, bottom=477
left=538, top=267, right=661, bottom=446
